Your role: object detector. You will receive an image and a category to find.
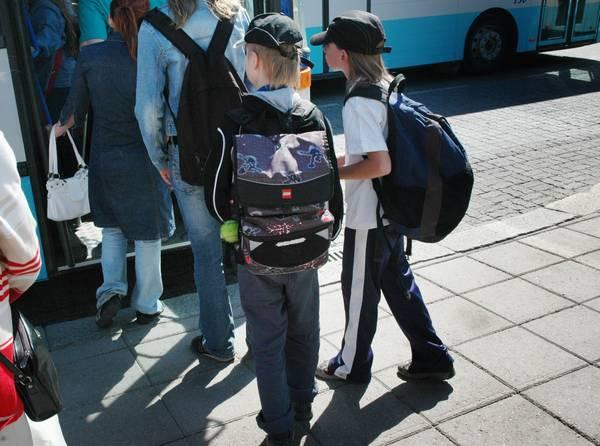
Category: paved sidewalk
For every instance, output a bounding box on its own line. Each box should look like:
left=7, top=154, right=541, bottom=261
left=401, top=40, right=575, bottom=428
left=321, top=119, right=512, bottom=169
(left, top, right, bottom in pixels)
left=37, top=184, right=600, bottom=446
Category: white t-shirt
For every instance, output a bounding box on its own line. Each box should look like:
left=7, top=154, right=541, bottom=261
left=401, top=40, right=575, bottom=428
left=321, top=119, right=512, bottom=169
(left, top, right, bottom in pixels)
left=342, top=94, right=389, bottom=230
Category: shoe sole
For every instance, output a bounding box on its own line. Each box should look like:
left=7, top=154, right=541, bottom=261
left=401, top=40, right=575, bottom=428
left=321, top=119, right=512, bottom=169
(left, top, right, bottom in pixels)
left=96, top=299, right=121, bottom=328
left=199, top=352, right=235, bottom=363
left=396, top=369, right=456, bottom=381
left=315, top=368, right=344, bottom=382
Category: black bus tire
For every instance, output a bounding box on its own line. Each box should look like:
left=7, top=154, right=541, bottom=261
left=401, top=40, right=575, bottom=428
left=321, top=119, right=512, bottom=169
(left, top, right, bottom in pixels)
left=464, top=16, right=513, bottom=74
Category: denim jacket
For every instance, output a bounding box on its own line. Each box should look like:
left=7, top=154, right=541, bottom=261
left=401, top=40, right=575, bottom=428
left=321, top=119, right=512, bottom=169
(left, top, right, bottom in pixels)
left=135, top=3, right=249, bottom=172
left=29, top=0, right=65, bottom=89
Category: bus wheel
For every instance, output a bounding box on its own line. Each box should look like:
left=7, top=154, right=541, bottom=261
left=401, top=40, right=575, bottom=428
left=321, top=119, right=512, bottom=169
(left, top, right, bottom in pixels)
left=464, top=17, right=511, bottom=74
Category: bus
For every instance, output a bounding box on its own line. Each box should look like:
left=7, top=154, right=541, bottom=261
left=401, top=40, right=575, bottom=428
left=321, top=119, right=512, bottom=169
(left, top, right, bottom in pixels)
left=288, top=0, right=600, bottom=75
left=1, top=0, right=599, bottom=281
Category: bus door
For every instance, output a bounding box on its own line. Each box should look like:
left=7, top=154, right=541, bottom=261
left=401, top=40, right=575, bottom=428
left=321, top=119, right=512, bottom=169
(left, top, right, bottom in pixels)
left=539, top=0, right=600, bottom=47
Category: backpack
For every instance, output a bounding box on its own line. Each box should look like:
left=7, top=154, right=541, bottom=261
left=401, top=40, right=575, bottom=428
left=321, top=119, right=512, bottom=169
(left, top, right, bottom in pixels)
left=143, top=9, right=246, bottom=186
left=204, top=95, right=343, bottom=275
left=346, top=74, right=474, bottom=243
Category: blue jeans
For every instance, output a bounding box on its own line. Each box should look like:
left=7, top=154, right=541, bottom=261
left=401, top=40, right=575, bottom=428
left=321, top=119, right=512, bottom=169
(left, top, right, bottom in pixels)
left=238, top=266, right=320, bottom=436
left=96, top=227, right=163, bottom=315
left=169, top=147, right=235, bottom=359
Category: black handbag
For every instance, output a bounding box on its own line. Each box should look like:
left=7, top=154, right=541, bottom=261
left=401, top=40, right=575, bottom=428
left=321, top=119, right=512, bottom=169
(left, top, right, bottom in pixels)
left=0, top=308, right=63, bottom=421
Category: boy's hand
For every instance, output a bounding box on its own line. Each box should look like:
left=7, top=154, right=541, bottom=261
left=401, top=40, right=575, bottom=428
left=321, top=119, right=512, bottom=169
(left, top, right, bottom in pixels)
left=337, top=154, right=345, bottom=168
left=220, top=220, right=239, bottom=243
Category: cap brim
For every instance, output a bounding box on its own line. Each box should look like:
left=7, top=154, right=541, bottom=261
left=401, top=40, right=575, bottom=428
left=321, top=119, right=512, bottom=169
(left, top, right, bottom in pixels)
left=309, top=31, right=328, bottom=46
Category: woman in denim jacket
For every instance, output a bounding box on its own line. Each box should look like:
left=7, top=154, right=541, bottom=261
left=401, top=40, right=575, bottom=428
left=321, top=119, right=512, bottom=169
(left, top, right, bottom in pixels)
left=56, top=0, right=174, bottom=327
left=135, top=0, right=248, bottom=362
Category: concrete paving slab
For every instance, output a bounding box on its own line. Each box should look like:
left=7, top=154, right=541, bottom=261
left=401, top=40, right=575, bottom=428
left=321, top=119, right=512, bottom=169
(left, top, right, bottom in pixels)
left=575, top=250, right=600, bottom=270
left=161, top=285, right=244, bottom=321
left=407, top=242, right=455, bottom=264
left=438, top=395, right=592, bottom=446
left=375, top=356, right=512, bottom=423
left=438, top=222, right=519, bottom=252
left=524, top=307, right=600, bottom=362
left=524, top=366, right=600, bottom=443
left=427, top=297, right=512, bottom=346
left=59, top=388, right=183, bottom=446
left=308, top=381, right=429, bottom=445
left=132, top=329, right=215, bottom=386
left=417, top=257, right=511, bottom=294
left=547, top=183, right=600, bottom=216
left=520, top=227, right=600, bottom=258
left=159, top=364, right=261, bottom=436
left=522, top=261, right=600, bottom=302
left=584, top=297, right=600, bottom=312
left=57, top=348, right=151, bottom=407
left=502, top=208, right=574, bottom=233
left=468, top=241, right=563, bottom=275
left=161, top=293, right=199, bottom=319
left=124, top=315, right=199, bottom=346
left=45, top=312, right=127, bottom=350
left=463, top=278, right=572, bottom=324
left=412, top=276, right=454, bottom=304
left=319, top=286, right=349, bottom=336
left=567, top=216, right=600, bottom=238
left=184, top=414, right=315, bottom=446
left=389, top=429, right=453, bottom=446
left=324, top=315, right=412, bottom=375
left=455, top=327, right=586, bottom=389
left=51, top=334, right=127, bottom=367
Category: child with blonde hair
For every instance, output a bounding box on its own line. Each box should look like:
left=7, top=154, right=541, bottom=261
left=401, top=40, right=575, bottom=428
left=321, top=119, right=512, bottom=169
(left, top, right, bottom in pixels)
left=311, top=10, right=455, bottom=384
left=205, top=12, right=343, bottom=445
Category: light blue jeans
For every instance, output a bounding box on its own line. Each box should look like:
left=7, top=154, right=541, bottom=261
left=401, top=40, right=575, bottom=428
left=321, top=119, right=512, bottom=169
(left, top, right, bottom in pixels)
left=96, top=227, right=164, bottom=315
left=169, top=146, right=235, bottom=359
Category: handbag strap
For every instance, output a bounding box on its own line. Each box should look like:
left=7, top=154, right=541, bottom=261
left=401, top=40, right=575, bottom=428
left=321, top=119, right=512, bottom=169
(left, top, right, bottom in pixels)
left=0, top=350, right=32, bottom=387
left=48, top=125, right=86, bottom=178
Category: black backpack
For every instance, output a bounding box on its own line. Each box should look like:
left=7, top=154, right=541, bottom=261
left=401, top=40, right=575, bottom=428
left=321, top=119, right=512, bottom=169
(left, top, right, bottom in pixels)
left=143, top=9, right=246, bottom=185
left=204, top=95, right=344, bottom=274
left=346, top=74, right=474, bottom=244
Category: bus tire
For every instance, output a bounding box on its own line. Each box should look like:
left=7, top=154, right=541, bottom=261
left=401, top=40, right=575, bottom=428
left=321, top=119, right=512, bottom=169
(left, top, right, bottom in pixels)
left=464, top=15, right=513, bottom=74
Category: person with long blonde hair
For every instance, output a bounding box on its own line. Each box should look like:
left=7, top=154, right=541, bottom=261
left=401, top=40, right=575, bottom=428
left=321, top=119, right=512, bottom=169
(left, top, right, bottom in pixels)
left=311, top=11, right=455, bottom=384
left=135, top=0, right=249, bottom=362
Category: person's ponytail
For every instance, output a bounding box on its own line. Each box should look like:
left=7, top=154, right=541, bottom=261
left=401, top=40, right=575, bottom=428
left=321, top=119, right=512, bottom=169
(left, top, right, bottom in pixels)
left=110, top=0, right=149, bottom=59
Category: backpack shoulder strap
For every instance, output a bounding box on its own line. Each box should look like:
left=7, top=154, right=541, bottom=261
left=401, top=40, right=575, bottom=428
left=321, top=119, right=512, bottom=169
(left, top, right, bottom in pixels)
left=143, top=8, right=206, bottom=61
left=208, top=20, right=234, bottom=56
left=344, top=84, right=387, bottom=105
left=206, top=19, right=247, bottom=92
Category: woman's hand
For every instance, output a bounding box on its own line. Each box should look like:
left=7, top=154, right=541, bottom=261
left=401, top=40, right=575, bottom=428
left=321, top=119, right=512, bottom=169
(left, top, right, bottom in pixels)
left=159, top=168, right=172, bottom=187
left=54, top=115, right=75, bottom=137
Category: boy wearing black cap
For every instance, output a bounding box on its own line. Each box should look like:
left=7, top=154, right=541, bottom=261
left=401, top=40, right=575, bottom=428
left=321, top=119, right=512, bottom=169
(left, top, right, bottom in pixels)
left=204, top=12, right=342, bottom=446
left=310, top=11, right=455, bottom=384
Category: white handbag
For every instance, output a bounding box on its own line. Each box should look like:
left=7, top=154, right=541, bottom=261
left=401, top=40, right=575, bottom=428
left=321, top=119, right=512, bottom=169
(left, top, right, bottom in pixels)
left=46, top=125, right=90, bottom=222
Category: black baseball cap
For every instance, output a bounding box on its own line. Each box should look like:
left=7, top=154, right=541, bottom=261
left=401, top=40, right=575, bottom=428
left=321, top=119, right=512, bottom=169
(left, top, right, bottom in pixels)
left=310, top=10, right=392, bottom=55
left=240, top=13, right=303, bottom=56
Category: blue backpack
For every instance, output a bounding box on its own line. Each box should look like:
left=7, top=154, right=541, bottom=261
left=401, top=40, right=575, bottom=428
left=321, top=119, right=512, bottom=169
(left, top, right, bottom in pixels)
left=346, top=74, right=474, bottom=244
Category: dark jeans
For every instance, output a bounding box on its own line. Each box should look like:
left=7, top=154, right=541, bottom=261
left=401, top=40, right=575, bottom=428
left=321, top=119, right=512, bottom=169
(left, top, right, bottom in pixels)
left=238, top=266, right=320, bottom=435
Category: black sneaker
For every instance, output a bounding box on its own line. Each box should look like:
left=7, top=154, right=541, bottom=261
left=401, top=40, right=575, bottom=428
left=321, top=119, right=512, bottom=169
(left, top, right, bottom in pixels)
left=135, top=310, right=162, bottom=325
left=95, top=295, right=122, bottom=328
left=293, top=402, right=313, bottom=422
left=397, top=360, right=456, bottom=381
left=191, top=335, right=235, bottom=363
left=260, top=432, right=292, bottom=446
